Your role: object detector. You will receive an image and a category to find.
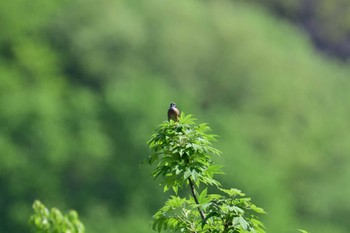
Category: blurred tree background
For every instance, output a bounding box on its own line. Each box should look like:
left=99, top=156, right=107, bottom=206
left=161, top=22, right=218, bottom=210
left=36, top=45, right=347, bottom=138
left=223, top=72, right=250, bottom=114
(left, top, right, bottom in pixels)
left=1, top=0, right=350, bottom=233
left=250, top=0, right=350, bottom=60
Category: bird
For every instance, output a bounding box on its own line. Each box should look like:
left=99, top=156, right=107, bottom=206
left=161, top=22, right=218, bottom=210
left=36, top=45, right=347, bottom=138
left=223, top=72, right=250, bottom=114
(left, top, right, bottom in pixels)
left=167, top=102, right=180, bottom=122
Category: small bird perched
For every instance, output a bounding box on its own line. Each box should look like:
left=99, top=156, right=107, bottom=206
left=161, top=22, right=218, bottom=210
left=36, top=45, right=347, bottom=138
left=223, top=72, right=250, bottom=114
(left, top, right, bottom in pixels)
left=167, top=102, right=180, bottom=122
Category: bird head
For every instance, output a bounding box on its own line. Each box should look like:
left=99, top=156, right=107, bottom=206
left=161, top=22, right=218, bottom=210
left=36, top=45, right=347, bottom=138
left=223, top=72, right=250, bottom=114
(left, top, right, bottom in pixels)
left=169, top=102, right=176, bottom=109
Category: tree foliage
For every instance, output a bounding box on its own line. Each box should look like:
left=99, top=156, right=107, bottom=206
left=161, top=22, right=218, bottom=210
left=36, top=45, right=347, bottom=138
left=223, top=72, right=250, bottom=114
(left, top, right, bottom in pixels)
left=249, top=0, right=350, bottom=60
left=146, top=114, right=309, bottom=233
left=29, top=200, right=84, bottom=233
left=146, top=114, right=266, bottom=233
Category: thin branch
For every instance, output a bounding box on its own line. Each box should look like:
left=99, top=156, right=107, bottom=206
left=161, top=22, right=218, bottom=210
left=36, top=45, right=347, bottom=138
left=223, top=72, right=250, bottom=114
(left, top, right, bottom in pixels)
left=188, top=177, right=205, bottom=220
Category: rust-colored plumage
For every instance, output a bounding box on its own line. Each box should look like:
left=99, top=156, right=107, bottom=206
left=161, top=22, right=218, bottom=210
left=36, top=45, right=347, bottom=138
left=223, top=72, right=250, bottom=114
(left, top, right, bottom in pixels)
left=167, top=102, right=180, bottom=122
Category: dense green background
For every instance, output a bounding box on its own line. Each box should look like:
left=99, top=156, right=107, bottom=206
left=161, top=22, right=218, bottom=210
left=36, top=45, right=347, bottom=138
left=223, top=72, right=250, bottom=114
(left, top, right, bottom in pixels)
left=1, top=0, right=350, bottom=233
left=251, top=0, right=350, bottom=60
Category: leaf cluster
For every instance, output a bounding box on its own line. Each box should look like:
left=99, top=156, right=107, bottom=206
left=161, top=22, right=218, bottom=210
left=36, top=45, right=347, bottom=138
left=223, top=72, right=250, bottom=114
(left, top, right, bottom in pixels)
left=147, top=113, right=222, bottom=193
left=29, top=200, right=85, bottom=233
left=201, top=188, right=265, bottom=233
left=152, top=188, right=266, bottom=233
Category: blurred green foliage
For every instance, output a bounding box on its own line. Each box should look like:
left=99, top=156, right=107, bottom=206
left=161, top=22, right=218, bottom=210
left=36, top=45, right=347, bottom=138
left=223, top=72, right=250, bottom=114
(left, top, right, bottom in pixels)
left=29, top=200, right=84, bottom=233
left=250, top=0, right=350, bottom=59
left=1, top=0, right=350, bottom=233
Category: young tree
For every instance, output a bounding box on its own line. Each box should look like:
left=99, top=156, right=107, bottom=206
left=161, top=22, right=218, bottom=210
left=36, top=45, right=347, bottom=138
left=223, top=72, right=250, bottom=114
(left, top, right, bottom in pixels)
left=146, top=114, right=266, bottom=233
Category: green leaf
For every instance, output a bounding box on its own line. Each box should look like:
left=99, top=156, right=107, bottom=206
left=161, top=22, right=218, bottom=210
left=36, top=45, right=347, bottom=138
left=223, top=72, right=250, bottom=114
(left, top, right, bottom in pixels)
left=219, top=188, right=244, bottom=197
left=251, top=204, right=266, bottom=214
left=230, top=206, right=244, bottom=214
left=184, top=169, right=191, bottom=179
left=237, top=216, right=249, bottom=230
left=172, top=186, right=178, bottom=194
left=198, top=188, right=208, bottom=203
left=163, top=185, right=169, bottom=192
